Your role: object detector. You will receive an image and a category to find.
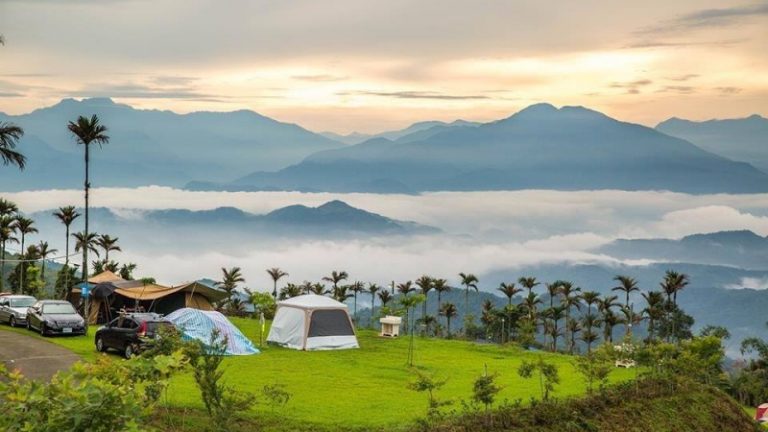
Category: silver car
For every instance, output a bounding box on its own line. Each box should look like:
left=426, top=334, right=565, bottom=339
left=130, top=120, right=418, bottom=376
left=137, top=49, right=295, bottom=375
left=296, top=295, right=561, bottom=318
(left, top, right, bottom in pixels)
left=0, top=295, right=37, bottom=327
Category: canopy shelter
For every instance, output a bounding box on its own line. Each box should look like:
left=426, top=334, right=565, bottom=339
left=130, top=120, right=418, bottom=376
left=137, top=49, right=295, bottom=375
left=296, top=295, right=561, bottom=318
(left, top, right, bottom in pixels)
left=267, top=294, right=359, bottom=351
left=73, top=272, right=227, bottom=324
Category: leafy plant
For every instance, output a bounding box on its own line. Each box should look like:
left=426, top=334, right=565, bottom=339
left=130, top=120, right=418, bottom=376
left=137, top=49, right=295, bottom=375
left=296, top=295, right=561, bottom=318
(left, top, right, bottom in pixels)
left=518, top=356, right=560, bottom=401
left=184, top=329, right=257, bottom=431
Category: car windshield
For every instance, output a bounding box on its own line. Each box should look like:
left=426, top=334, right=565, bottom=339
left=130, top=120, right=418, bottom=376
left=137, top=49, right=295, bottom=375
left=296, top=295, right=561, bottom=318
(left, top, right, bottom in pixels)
left=10, top=298, right=35, bottom=308
left=42, top=303, right=76, bottom=314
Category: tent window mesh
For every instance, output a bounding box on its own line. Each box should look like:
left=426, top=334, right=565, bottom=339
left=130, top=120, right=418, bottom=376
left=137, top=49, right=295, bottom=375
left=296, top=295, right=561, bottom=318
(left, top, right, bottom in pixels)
left=308, top=310, right=354, bottom=337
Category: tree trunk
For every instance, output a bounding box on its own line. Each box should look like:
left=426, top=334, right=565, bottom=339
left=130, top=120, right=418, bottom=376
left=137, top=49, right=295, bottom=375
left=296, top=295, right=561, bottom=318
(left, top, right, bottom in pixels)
left=19, top=234, right=25, bottom=294
left=83, top=142, right=90, bottom=330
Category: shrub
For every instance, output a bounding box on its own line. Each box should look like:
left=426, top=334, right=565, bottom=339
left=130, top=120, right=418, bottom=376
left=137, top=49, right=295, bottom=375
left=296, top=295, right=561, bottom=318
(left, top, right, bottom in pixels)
left=184, top=329, right=257, bottom=432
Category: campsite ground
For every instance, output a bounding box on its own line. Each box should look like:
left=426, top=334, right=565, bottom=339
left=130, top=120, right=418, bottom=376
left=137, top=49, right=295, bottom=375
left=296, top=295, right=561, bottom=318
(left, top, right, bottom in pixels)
left=0, top=319, right=637, bottom=430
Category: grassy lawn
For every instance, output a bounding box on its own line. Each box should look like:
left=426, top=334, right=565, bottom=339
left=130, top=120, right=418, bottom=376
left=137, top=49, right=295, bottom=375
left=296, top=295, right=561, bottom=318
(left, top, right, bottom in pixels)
left=0, top=318, right=637, bottom=430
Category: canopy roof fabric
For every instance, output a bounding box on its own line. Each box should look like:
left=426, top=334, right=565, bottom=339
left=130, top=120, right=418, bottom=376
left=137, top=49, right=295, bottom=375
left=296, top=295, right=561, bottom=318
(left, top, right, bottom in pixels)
left=165, top=308, right=259, bottom=356
left=279, top=294, right=349, bottom=310
left=88, top=270, right=124, bottom=284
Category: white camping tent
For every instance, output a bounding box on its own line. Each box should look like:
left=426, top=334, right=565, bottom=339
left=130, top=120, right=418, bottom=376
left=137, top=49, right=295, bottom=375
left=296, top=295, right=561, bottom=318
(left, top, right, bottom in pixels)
left=267, top=294, right=359, bottom=351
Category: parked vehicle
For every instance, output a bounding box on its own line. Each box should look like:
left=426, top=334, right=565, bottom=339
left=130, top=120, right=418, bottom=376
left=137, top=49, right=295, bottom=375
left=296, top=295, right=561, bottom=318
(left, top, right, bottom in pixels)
left=0, top=295, right=36, bottom=327
left=94, top=313, right=174, bottom=359
left=26, top=300, right=86, bottom=336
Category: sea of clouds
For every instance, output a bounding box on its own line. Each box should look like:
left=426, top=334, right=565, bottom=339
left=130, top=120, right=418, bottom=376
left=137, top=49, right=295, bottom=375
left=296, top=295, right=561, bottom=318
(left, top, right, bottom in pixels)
left=4, top=187, right=768, bottom=290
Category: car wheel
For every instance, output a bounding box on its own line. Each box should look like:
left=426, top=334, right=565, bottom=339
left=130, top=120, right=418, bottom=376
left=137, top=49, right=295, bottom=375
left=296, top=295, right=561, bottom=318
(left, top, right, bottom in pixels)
left=39, top=323, right=47, bottom=337
left=9, top=317, right=16, bottom=328
left=124, top=344, right=135, bottom=359
left=96, top=336, right=106, bottom=352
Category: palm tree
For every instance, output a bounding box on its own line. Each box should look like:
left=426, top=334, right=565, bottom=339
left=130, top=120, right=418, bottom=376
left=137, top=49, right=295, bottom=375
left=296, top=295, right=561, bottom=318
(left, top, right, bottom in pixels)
left=566, top=318, right=582, bottom=354
left=612, top=275, right=640, bottom=310
left=518, top=276, right=540, bottom=296
left=581, top=291, right=601, bottom=316
left=96, top=234, right=121, bottom=262
left=299, top=281, right=313, bottom=295
left=580, top=314, right=601, bottom=354
left=0, top=199, right=18, bottom=217
left=497, top=282, right=522, bottom=307
left=440, top=302, right=458, bottom=336
left=323, top=270, right=348, bottom=291
left=641, top=291, right=665, bottom=343
left=558, top=281, right=581, bottom=327
left=215, top=267, right=245, bottom=308
left=266, top=267, right=289, bottom=300
left=620, top=305, right=643, bottom=337
left=459, top=272, right=478, bottom=321
left=397, top=281, right=415, bottom=297
left=68, top=115, right=109, bottom=300
left=367, top=283, right=380, bottom=327
left=73, top=231, right=99, bottom=277
left=332, top=284, right=353, bottom=303
left=119, top=262, right=137, bottom=280
left=545, top=282, right=561, bottom=309
left=0, top=122, right=25, bottom=170
left=53, top=206, right=80, bottom=291
left=377, top=290, right=392, bottom=308
left=661, top=270, right=690, bottom=342
left=523, top=292, right=542, bottom=323
left=432, top=278, right=450, bottom=321
left=415, top=275, right=433, bottom=319
left=598, top=295, right=620, bottom=344
left=36, top=241, right=57, bottom=283
left=349, top=281, right=365, bottom=322
left=13, top=216, right=37, bottom=294
left=309, top=283, right=327, bottom=296
left=0, top=215, right=18, bottom=291
left=280, top=283, right=303, bottom=300
left=544, top=305, right=566, bottom=351
left=396, top=281, right=415, bottom=334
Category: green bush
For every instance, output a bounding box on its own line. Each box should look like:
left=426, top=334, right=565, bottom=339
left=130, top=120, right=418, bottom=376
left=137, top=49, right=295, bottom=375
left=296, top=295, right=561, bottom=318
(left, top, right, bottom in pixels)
left=0, top=352, right=185, bottom=432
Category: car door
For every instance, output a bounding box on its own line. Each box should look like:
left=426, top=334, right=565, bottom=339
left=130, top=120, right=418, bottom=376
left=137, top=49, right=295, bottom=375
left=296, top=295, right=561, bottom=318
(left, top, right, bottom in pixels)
left=102, top=318, right=120, bottom=349
left=115, top=318, right=138, bottom=349
left=0, top=298, right=8, bottom=322
left=27, top=302, right=41, bottom=329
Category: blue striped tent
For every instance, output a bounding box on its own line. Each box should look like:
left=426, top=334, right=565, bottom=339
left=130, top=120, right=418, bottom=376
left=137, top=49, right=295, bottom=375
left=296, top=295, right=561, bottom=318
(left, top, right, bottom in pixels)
left=165, top=308, right=259, bottom=355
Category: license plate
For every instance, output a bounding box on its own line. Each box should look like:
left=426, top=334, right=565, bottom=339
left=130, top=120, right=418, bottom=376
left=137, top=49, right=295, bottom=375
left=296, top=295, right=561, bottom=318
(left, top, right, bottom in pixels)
left=62, top=328, right=72, bottom=333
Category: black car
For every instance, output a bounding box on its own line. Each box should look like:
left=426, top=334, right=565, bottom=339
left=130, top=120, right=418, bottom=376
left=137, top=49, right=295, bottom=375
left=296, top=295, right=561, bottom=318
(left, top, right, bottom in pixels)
left=26, top=300, right=86, bottom=336
left=94, top=313, right=175, bottom=359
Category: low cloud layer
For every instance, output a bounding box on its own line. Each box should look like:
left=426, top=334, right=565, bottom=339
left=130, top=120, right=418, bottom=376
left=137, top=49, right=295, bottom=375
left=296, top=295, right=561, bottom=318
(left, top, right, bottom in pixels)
left=4, top=187, right=767, bottom=290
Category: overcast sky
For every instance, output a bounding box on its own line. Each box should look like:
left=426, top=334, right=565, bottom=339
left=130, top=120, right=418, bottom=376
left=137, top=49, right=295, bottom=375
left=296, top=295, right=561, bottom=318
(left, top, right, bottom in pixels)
left=1, top=0, right=766, bottom=133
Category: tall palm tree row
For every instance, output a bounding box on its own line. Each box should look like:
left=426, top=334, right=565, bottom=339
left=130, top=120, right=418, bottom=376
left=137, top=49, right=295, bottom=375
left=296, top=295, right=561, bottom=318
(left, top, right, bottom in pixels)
left=68, top=115, right=109, bottom=297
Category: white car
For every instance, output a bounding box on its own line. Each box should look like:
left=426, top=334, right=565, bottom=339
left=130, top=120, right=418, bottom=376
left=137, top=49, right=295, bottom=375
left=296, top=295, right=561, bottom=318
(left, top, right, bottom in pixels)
left=0, top=295, right=37, bottom=327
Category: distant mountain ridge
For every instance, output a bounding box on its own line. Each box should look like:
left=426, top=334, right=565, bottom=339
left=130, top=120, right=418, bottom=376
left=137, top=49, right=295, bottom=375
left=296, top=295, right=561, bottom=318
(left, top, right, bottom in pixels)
left=656, top=114, right=768, bottom=172
left=31, top=200, right=438, bottom=237
left=0, top=97, right=343, bottom=191
left=597, top=230, right=768, bottom=270
left=193, top=103, right=768, bottom=194
left=319, top=119, right=480, bottom=145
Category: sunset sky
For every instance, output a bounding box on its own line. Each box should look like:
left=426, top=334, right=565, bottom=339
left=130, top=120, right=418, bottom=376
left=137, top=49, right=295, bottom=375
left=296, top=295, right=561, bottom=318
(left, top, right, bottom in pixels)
left=1, top=0, right=766, bottom=133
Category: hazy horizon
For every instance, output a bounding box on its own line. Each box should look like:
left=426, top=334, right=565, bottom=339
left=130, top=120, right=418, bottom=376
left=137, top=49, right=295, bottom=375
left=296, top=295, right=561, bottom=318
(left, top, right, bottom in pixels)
left=1, top=0, right=767, bottom=133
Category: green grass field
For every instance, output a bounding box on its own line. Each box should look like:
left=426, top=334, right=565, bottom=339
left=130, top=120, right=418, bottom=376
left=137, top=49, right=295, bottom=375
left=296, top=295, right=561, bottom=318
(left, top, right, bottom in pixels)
left=1, top=319, right=637, bottom=430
